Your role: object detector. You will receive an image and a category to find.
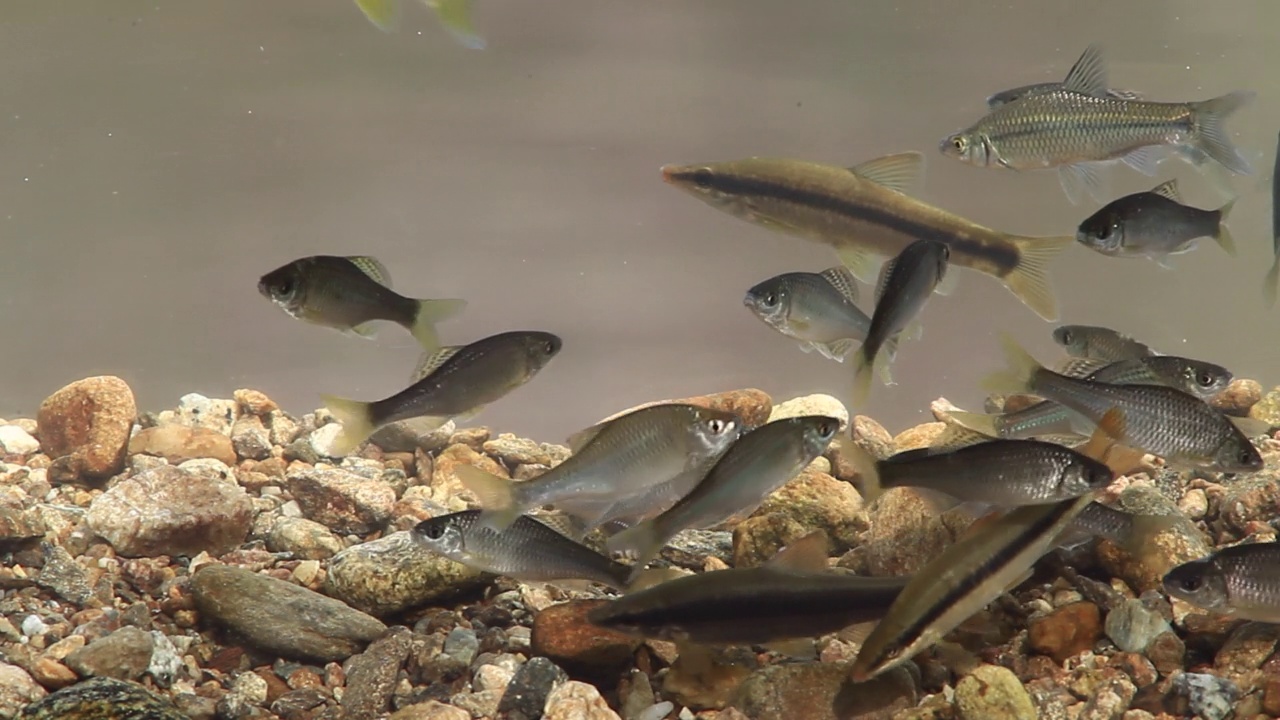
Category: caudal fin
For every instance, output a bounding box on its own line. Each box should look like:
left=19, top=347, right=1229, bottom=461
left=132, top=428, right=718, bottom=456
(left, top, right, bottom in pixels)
left=425, top=0, right=486, bottom=49
left=1265, top=258, right=1280, bottom=308
left=320, top=395, right=376, bottom=456
left=606, top=521, right=665, bottom=571
left=1190, top=90, right=1255, bottom=175
left=1213, top=199, right=1238, bottom=257
left=408, top=298, right=468, bottom=353
left=454, top=465, right=523, bottom=532
left=355, top=0, right=400, bottom=32
left=1005, top=236, right=1073, bottom=322
left=842, top=440, right=884, bottom=503
left=850, top=347, right=876, bottom=408
left=981, top=334, right=1044, bottom=396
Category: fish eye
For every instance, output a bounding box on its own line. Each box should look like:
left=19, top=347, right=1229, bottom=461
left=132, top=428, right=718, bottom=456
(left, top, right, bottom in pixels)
left=1177, top=575, right=1203, bottom=592
left=1196, top=371, right=1214, bottom=387
left=691, top=168, right=714, bottom=189
left=421, top=523, right=446, bottom=540
left=1059, top=330, right=1073, bottom=344
left=273, top=278, right=295, bottom=296
left=543, top=338, right=561, bottom=355
left=950, top=136, right=967, bottom=152
left=1240, top=448, right=1257, bottom=464
left=939, top=245, right=951, bottom=260
left=706, top=418, right=731, bottom=435
left=764, top=292, right=779, bottom=307
left=817, top=420, right=837, bottom=436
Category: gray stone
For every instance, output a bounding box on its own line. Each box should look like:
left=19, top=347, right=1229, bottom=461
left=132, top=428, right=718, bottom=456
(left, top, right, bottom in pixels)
left=1105, top=598, right=1172, bottom=654
left=17, top=676, right=184, bottom=719
left=217, top=671, right=268, bottom=719
left=175, top=393, right=239, bottom=435
left=230, top=416, right=272, bottom=461
left=324, top=531, right=488, bottom=617
left=1171, top=672, right=1239, bottom=720
left=497, top=656, right=568, bottom=720
left=147, top=631, right=183, bottom=688
left=35, top=542, right=93, bottom=604
left=64, top=626, right=155, bottom=681
left=266, top=516, right=344, bottom=560
left=443, top=627, right=479, bottom=668
left=339, top=627, right=413, bottom=720
left=287, top=467, right=394, bottom=535
left=191, top=564, right=386, bottom=662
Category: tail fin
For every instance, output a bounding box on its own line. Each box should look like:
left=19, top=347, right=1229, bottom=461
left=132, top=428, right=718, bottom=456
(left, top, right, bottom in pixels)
left=424, top=0, right=486, bottom=50
left=1213, top=199, right=1238, bottom=257
left=626, top=567, right=689, bottom=593
left=982, top=334, right=1044, bottom=396
left=1190, top=90, right=1255, bottom=175
left=947, top=410, right=1002, bottom=439
left=850, top=347, right=876, bottom=408
left=454, top=465, right=523, bottom=532
left=356, top=0, right=400, bottom=32
left=320, top=395, right=376, bottom=456
left=1005, top=236, right=1073, bottom=322
left=843, top=440, right=884, bottom=503
left=606, top=521, right=665, bottom=572
left=408, top=298, right=468, bottom=353
left=1265, top=258, right=1280, bottom=308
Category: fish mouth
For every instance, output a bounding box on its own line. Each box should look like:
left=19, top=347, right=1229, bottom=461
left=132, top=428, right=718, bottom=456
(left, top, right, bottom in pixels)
left=660, top=165, right=679, bottom=184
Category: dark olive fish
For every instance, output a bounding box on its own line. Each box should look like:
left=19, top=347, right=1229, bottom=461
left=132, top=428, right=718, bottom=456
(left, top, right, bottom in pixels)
left=1076, top=179, right=1236, bottom=266
left=320, top=330, right=561, bottom=455
left=661, top=152, right=1072, bottom=321
left=743, top=266, right=871, bottom=363
left=851, top=239, right=950, bottom=405
left=588, top=532, right=907, bottom=646
left=1052, top=324, right=1154, bottom=362
left=258, top=255, right=466, bottom=351
left=986, top=45, right=1142, bottom=109
left=412, top=510, right=631, bottom=588
left=1266, top=131, right=1280, bottom=307
left=1164, top=542, right=1280, bottom=623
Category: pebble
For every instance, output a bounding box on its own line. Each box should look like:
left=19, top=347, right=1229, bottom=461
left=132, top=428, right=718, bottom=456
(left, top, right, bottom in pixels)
left=1210, top=378, right=1262, bottom=415
left=1077, top=673, right=1136, bottom=720
left=0, top=505, right=46, bottom=547
left=531, top=600, right=641, bottom=680
left=473, top=663, right=514, bottom=693
left=1248, top=385, right=1280, bottom=427
left=1096, top=485, right=1211, bottom=593
left=443, top=627, right=479, bottom=667
left=1145, top=631, right=1186, bottom=675
left=127, top=425, right=236, bottom=466
left=390, top=701, right=471, bottom=720
left=892, top=422, right=946, bottom=452
left=230, top=415, right=272, bottom=461
left=85, top=465, right=253, bottom=557
left=767, top=394, right=849, bottom=432
left=727, top=660, right=917, bottom=720
left=1217, top=475, right=1280, bottom=533
left=594, top=388, right=774, bottom=431
left=1171, top=672, right=1239, bottom=720
left=484, top=433, right=570, bottom=468
left=287, top=466, right=395, bottom=535
left=0, top=662, right=46, bottom=716
left=1028, top=601, right=1101, bottom=664
left=340, top=627, right=413, bottom=719
left=325, top=530, right=489, bottom=617
left=0, top=425, right=39, bottom=455
left=1215, top=622, right=1280, bottom=691
left=746, top=469, right=867, bottom=552
left=266, top=516, right=344, bottom=560
left=542, top=680, right=622, bottom=720
left=37, top=375, right=136, bottom=483
left=147, top=631, right=183, bottom=688
left=955, top=664, right=1036, bottom=720
left=497, top=656, right=568, bottom=720
left=217, top=671, right=268, bottom=718
left=844, top=487, right=953, bottom=575
left=16, top=676, right=185, bottom=719
left=731, top=512, right=809, bottom=568
left=64, top=625, right=154, bottom=681
left=35, top=542, right=94, bottom=605
left=1105, top=599, right=1172, bottom=654
left=191, top=564, right=386, bottom=662
left=370, top=418, right=457, bottom=454
left=1176, top=487, right=1208, bottom=520
left=431, top=443, right=509, bottom=509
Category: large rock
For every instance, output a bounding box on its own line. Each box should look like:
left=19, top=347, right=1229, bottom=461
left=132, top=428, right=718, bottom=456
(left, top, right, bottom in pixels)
left=746, top=469, right=867, bottom=552
left=86, top=465, right=253, bottom=557
left=843, top=487, right=954, bottom=576
left=64, top=626, right=154, bottom=681
left=287, top=467, right=395, bottom=535
left=37, top=376, right=136, bottom=484
left=954, top=664, right=1036, bottom=720
left=531, top=600, right=640, bottom=681
left=340, top=628, right=414, bottom=719
left=191, top=564, right=386, bottom=662
left=325, top=531, right=488, bottom=617
left=127, top=425, right=236, bottom=466
left=768, top=394, right=849, bottom=431
left=17, top=676, right=184, bottom=720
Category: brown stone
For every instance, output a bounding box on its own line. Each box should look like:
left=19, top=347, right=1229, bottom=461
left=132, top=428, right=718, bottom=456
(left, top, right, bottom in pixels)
left=591, top=389, right=774, bottom=431
left=128, top=425, right=236, bottom=466
left=431, top=443, right=509, bottom=508
left=1028, top=602, right=1101, bottom=664
left=37, top=376, right=136, bottom=483
left=1145, top=631, right=1185, bottom=676
left=233, top=389, right=279, bottom=416
left=891, top=422, right=946, bottom=453
left=1210, top=378, right=1262, bottom=415
left=747, top=469, right=867, bottom=552
left=731, top=513, right=809, bottom=569
left=531, top=600, right=641, bottom=681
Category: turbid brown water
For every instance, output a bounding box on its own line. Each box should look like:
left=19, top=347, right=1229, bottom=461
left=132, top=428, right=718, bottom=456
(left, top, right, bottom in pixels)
left=1, top=0, right=1278, bottom=441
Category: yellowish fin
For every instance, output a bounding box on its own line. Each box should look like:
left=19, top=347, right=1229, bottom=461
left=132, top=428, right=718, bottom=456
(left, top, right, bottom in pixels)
left=765, top=530, right=831, bottom=571
left=843, top=440, right=884, bottom=503
left=982, top=333, right=1044, bottom=396
left=410, top=298, right=468, bottom=354
left=850, top=348, right=875, bottom=409
left=1213, top=198, right=1237, bottom=257
left=606, top=521, right=664, bottom=572
left=1265, top=258, right=1280, bottom=309
left=836, top=621, right=877, bottom=646
left=762, top=638, right=817, bottom=658
left=625, top=567, right=691, bottom=594
left=319, top=395, right=375, bottom=456
left=847, top=152, right=925, bottom=195
left=454, top=464, right=522, bottom=532
left=1003, top=236, right=1073, bottom=322
left=425, top=0, right=486, bottom=50
left=928, top=423, right=992, bottom=452
left=946, top=410, right=1001, bottom=439
left=1077, top=407, right=1146, bottom=476
left=356, top=0, right=401, bottom=32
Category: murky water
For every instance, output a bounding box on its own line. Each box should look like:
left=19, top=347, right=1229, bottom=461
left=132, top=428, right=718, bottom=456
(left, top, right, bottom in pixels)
left=2, top=0, right=1278, bottom=441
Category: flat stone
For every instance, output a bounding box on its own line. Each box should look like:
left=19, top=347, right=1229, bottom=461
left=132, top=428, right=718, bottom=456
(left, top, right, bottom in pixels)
left=531, top=600, right=640, bottom=681
left=128, top=425, right=236, bottom=466
left=16, top=676, right=184, bottom=719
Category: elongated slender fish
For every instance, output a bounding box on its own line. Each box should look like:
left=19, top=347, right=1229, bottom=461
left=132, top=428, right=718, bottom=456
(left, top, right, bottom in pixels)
left=1266, top=131, right=1280, bottom=307
left=320, top=331, right=561, bottom=455
left=661, top=151, right=1072, bottom=321
left=744, top=267, right=872, bottom=363
left=457, top=403, right=743, bottom=533
left=984, top=334, right=1262, bottom=473
left=953, top=355, right=1234, bottom=440
left=412, top=510, right=633, bottom=588
left=1076, top=179, right=1236, bottom=266
left=851, top=239, right=949, bottom=405
left=850, top=494, right=1095, bottom=681
left=588, top=532, right=907, bottom=645
left=258, top=255, right=466, bottom=352
left=942, top=43, right=1254, bottom=204
left=1163, top=542, right=1280, bottom=622
left=354, top=0, right=485, bottom=49
left=986, top=45, right=1143, bottom=109
left=1052, top=324, right=1154, bottom=362
left=846, top=437, right=1112, bottom=506
left=606, top=416, right=840, bottom=570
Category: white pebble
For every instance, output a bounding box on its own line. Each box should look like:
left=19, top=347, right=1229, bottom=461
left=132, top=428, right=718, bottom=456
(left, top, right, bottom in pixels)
left=637, top=702, right=674, bottom=720
left=280, top=500, right=303, bottom=517
left=309, top=424, right=345, bottom=458
left=769, top=394, right=849, bottom=431
left=0, top=425, right=38, bottom=454
left=20, top=615, right=46, bottom=637
left=473, top=663, right=514, bottom=692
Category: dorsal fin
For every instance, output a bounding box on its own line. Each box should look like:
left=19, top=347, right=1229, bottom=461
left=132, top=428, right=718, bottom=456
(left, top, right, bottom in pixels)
left=345, top=255, right=392, bottom=287
left=1062, top=43, right=1108, bottom=96
left=410, top=345, right=462, bottom=383
left=565, top=417, right=617, bottom=454
left=765, top=530, right=830, bottom=572
left=819, top=266, right=861, bottom=304
left=848, top=152, right=924, bottom=195
left=875, top=256, right=898, bottom=302
left=1056, top=357, right=1111, bottom=379
left=1150, top=179, right=1181, bottom=202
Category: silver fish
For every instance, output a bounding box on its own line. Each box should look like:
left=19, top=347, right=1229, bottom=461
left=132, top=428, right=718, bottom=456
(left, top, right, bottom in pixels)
left=320, top=331, right=561, bottom=455
left=984, top=335, right=1262, bottom=473
left=258, top=255, right=466, bottom=351
left=941, top=43, right=1254, bottom=204
left=457, top=403, right=743, bottom=533
left=1076, top=179, right=1236, bottom=266
left=1052, top=324, right=1154, bottom=363
left=744, top=267, right=872, bottom=363
left=1267, top=131, right=1280, bottom=307
left=606, top=415, right=840, bottom=569
left=1163, top=541, right=1280, bottom=623
left=851, top=239, right=950, bottom=405
left=986, top=45, right=1143, bottom=109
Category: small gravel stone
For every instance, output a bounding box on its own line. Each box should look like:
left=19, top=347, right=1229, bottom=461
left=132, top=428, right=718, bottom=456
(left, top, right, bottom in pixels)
left=266, top=516, right=344, bottom=560
left=444, top=627, right=479, bottom=667
left=1170, top=672, right=1239, bottom=720
left=955, top=664, right=1036, bottom=720
left=531, top=601, right=641, bottom=681
left=483, top=433, right=570, bottom=467
left=288, top=466, right=395, bottom=534
left=341, top=627, right=413, bottom=720
left=497, top=656, right=568, bottom=720
left=37, top=376, right=136, bottom=484
left=0, top=425, right=39, bottom=454
left=35, top=542, right=94, bottom=605
left=217, top=671, right=269, bottom=718
left=230, top=415, right=272, bottom=460
left=128, top=424, right=236, bottom=466
left=1105, top=599, right=1172, bottom=654
left=390, top=701, right=471, bottom=720
left=1028, top=601, right=1101, bottom=664
left=0, top=662, right=46, bottom=716
left=64, top=625, right=154, bottom=681
left=542, top=680, right=621, bottom=720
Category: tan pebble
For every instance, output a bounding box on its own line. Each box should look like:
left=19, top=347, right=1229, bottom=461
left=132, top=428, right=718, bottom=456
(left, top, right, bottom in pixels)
left=891, top=422, right=946, bottom=452
left=233, top=389, right=279, bottom=416
left=31, top=656, right=78, bottom=689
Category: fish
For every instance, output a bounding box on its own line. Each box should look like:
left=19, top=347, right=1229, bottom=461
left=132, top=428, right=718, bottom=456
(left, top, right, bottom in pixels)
left=851, top=239, right=950, bottom=405
left=257, top=255, right=466, bottom=352
left=850, top=494, right=1097, bottom=681
left=606, top=415, right=841, bottom=570
left=1057, top=501, right=1178, bottom=552
left=941, top=43, right=1254, bottom=204
left=986, top=45, right=1143, bottom=109
left=1052, top=324, right=1154, bottom=362
left=320, top=330, right=561, bottom=455
left=354, top=0, right=486, bottom=49
left=1266, top=131, right=1280, bottom=307
left=743, top=267, right=873, bottom=363
left=660, top=151, right=1072, bottom=321
left=983, top=334, right=1263, bottom=473
left=952, top=355, right=1235, bottom=441
left=1163, top=541, right=1280, bottom=623
left=845, top=437, right=1113, bottom=506
left=588, top=531, right=908, bottom=646
left=456, top=403, right=744, bottom=533
left=411, top=510, right=634, bottom=589
left=1075, top=179, right=1236, bottom=266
